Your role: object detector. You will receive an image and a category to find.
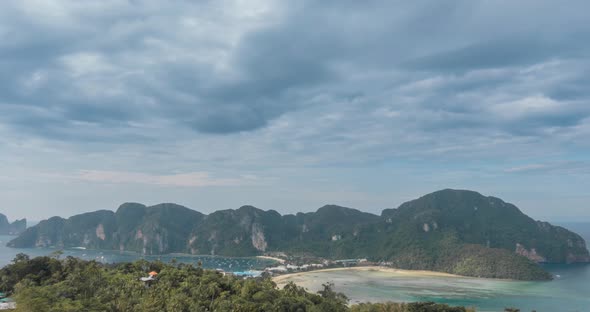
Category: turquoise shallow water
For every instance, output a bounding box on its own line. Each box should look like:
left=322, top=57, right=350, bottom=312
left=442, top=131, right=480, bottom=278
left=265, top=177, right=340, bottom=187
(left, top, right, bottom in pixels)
left=0, top=235, right=275, bottom=272
left=277, top=264, right=590, bottom=312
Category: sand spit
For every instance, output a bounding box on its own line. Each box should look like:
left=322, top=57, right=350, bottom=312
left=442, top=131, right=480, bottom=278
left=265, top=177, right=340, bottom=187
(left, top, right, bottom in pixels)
left=273, top=266, right=462, bottom=284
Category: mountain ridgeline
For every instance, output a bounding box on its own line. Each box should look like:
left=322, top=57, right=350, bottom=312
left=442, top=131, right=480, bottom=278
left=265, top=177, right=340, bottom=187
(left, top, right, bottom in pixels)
left=0, top=213, right=26, bottom=235
left=8, top=190, right=590, bottom=280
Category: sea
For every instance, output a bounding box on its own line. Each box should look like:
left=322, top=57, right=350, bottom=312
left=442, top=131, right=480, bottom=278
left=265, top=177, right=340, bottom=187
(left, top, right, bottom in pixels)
left=1, top=222, right=589, bottom=311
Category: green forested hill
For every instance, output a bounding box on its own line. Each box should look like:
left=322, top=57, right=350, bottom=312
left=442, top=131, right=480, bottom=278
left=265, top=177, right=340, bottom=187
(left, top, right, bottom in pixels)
left=381, top=189, right=589, bottom=263
left=7, top=189, right=590, bottom=280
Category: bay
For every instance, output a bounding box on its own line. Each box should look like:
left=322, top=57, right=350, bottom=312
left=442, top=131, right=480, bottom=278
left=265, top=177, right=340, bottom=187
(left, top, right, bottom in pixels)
left=276, top=264, right=590, bottom=312
left=277, top=223, right=590, bottom=312
left=0, top=235, right=276, bottom=273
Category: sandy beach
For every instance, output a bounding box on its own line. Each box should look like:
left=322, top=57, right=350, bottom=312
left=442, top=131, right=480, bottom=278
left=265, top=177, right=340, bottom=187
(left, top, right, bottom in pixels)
left=256, top=255, right=286, bottom=264
left=273, top=266, right=461, bottom=284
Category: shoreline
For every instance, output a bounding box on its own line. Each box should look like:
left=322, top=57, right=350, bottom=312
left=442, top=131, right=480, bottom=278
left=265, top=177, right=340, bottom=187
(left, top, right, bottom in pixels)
left=273, top=266, right=463, bottom=284
left=256, top=256, right=286, bottom=263
left=2, top=245, right=287, bottom=262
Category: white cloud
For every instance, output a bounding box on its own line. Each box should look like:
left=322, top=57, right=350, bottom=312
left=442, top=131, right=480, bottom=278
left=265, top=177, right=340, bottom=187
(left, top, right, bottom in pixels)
left=60, top=52, right=116, bottom=77
left=490, top=96, right=562, bottom=120
left=74, top=170, right=243, bottom=187
left=504, top=164, right=549, bottom=173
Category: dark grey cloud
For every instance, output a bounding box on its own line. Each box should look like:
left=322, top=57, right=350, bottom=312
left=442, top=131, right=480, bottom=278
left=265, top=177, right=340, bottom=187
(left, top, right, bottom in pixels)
left=0, top=0, right=589, bottom=147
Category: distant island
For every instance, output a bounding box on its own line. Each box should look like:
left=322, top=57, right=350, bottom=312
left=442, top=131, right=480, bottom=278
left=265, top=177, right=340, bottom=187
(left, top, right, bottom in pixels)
left=7, top=189, right=590, bottom=281
left=0, top=214, right=26, bottom=235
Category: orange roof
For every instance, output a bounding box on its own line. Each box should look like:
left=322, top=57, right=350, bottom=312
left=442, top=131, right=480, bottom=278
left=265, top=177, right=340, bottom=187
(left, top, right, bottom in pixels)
left=148, top=271, right=158, bottom=276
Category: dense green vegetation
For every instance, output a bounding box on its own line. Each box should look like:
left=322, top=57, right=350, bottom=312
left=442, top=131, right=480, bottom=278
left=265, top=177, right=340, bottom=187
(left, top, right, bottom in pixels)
left=0, top=213, right=26, bottom=235
left=350, top=302, right=475, bottom=312
left=8, top=190, right=589, bottom=280
left=0, top=255, right=481, bottom=312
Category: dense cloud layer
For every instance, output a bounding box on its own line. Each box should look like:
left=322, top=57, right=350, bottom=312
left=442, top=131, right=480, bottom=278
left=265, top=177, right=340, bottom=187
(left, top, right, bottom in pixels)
left=0, top=0, right=589, bottom=219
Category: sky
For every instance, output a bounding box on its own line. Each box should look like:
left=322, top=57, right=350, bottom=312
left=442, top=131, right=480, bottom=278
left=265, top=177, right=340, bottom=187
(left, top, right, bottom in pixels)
left=1, top=0, right=589, bottom=222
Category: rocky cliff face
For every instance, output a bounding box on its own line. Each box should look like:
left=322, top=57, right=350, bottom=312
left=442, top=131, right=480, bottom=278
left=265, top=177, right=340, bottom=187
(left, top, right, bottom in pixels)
left=8, top=205, right=203, bottom=254
left=0, top=213, right=27, bottom=235
left=515, top=243, right=547, bottom=262
left=7, top=190, right=590, bottom=280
